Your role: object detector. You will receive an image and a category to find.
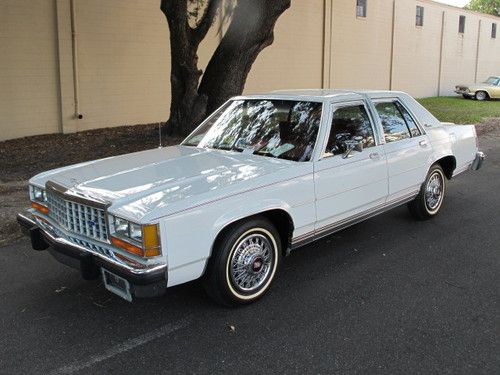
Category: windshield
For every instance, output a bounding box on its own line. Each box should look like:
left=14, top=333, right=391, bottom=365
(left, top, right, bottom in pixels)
left=183, top=99, right=322, bottom=162
left=484, top=76, right=500, bottom=85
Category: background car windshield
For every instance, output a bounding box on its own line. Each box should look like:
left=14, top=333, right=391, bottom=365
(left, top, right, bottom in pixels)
left=183, top=100, right=322, bottom=162
left=484, top=77, right=499, bottom=85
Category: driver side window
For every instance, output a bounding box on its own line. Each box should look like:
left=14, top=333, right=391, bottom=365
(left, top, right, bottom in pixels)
left=324, top=104, right=376, bottom=157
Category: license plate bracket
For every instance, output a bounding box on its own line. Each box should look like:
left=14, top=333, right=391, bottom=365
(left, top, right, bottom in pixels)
left=101, top=268, right=132, bottom=302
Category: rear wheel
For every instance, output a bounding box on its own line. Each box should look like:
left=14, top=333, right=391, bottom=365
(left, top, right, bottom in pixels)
left=203, top=217, right=281, bottom=306
left=475, top=91, right=488, bottom=101
left=408, top=164, right=446, bottom=220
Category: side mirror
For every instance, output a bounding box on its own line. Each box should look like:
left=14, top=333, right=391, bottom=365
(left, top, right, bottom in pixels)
left=342, top=136, right=364, bottom=159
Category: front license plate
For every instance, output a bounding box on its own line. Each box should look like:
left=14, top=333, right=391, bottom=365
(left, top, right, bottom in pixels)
left=101, top=269, right=132, bottom=302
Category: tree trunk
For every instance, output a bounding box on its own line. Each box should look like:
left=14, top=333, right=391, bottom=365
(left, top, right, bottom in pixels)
left=161, top=0, right=220, bottom=136
left=161, top=0, right=290, bottom=136
left=199, top=0, right=291, bottom=114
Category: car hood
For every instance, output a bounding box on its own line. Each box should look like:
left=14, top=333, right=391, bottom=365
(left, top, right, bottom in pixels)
left=458, top=83, right=493, bottom=90
left=31, top=146, right=295, bottom=222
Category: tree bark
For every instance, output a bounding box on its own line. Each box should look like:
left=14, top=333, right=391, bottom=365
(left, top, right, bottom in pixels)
left=160, top=0, right=221, bottom=136
left=199, top=0, right=291, bottom=114
left=161, top=0, right=290, bottom=136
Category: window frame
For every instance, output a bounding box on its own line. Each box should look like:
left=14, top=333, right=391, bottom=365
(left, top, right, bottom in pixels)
left=416, top=6, right=424, bottom=27
left=356, top=0, right=367, bottom=18
left=492, top=23, right=497, bottom=39
left=459, top=15, right=466, bottom=34
left=371, top=98, right=426, bottom=143
left=320, top=100, right=378, bottom=160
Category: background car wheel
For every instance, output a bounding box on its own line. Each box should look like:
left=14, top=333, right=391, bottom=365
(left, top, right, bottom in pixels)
left=408, top=164, right=446, bottom=220
left=475, top=91, right=488, bottom=101
left=202, top=217, right=281, bottom=306
left=462, top=94, right=470, bottom=99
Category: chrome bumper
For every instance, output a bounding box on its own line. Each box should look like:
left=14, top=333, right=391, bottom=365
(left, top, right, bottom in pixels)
left=471, top=151, right=486, bottom=171
left=17, top=211, right=168, bottom=298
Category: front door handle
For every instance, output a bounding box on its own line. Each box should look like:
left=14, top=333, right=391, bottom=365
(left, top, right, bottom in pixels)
left=369, top=152, right=381, bottom=160
left=419, top=140, right=428, bottom=148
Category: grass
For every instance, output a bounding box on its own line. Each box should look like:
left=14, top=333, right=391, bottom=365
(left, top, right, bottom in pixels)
left=417, top=96, right=500, bottom=124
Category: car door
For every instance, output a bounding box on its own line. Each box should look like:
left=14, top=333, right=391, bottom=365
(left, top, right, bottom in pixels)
left=314, top=100, right=388, bottom=233
left=372, top=98, right=432, bottom=202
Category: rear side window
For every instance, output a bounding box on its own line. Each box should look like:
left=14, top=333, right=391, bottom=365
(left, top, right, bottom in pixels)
left=325, top=104, right=375, bottom=157
left=396, top=102, right=421, bottom=137
left=375, top=102, right=410, bottom=143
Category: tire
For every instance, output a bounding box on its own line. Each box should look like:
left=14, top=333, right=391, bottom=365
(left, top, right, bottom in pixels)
left=475, top=91, right=488, bottom=101
left=408, top=164, right=446, bottom=220
left=462, top=94, right=470, bottom=99
left=202, top=217, right=281, bottom=306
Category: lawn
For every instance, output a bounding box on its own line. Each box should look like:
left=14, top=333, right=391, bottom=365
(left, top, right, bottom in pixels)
left=417, top=96, right=500, bottom=124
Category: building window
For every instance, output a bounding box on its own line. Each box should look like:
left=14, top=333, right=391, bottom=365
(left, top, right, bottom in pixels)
left=492, top=23, right=497, bottom=39
left=416, top=6, right=424, bottom=27
left=356, top=0, right=367, bottom=18
left=459, top=15, right=466, bottom=33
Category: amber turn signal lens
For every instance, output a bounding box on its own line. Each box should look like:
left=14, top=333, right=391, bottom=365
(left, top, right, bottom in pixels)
left=31, top=201, right=49, bottom=214
left=143, top=224, right=160, bottom=249
left=111, top=236, right=144, bottom=257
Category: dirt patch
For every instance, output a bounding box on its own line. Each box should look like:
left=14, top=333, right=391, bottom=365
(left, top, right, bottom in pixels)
left=475, top=118, right=500, bottom=136
left=0, top=123, right=182, bottom=183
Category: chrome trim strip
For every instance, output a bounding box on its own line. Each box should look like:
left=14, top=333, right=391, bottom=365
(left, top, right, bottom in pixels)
left=291, top=191, right=419, bottom=249
left=46, top=180, right=110, bottom=210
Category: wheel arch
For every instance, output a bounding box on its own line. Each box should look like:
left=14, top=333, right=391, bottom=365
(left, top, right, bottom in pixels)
left=210, top=209, right=295, bottom=261
left=434, top=155, right=456, bottom=179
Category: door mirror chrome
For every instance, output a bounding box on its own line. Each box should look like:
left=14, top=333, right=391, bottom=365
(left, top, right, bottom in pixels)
left=342, top=136, right=364, bottom=159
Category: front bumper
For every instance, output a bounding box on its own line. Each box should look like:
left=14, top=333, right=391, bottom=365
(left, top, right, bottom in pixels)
left=455, top=89, right=474, bottom=97
left=471, top=151, right=486, bottom=171
left=17, top=211, right=168, bottom=299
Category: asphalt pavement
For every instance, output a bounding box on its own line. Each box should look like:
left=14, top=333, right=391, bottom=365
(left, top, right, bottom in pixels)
left=1, top=132, right=499, bottom=374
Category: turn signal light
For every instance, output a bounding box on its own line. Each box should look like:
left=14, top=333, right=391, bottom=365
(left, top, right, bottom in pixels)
left=31, top=201, right=49, bottom=214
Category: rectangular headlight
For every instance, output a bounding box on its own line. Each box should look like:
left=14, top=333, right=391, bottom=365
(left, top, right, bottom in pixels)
left=29, top=185, right=48, bottom=214
left=109, top=215, right=161, bottom=258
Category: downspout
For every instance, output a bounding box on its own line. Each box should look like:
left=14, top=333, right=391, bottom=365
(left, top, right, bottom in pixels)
left=389, top=0, right=396, bottom=90
left=474, top=19, right=481, bottom=84
left=437, top=11, right=445, bottom=96
left=70, top=0, right=82, bottom=119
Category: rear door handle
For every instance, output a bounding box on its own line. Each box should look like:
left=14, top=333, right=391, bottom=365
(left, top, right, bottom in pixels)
left=419, top=140, right=428, bottom=148
left=369, top=152, right=381, bottom=160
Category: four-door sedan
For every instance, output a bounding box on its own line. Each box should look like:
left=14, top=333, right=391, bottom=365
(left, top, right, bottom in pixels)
left=455, top=75, right=500, bottom=100
left=18, top=89, right=485, bottom=306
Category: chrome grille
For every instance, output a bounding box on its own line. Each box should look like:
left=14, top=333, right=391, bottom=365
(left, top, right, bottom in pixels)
left=47, top=190, right=108, bottom=242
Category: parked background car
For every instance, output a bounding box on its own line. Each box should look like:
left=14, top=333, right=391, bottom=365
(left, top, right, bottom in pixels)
left=455, top=76, right=500, bottom=101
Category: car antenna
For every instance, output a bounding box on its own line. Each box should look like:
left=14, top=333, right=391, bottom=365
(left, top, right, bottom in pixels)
left=158, top=122, right=163, bottom=149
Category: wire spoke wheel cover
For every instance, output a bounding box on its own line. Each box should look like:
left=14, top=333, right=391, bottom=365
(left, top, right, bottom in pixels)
left=425, top=170, right=444, bottom=213
left=226, top=229, right=278, bottom=299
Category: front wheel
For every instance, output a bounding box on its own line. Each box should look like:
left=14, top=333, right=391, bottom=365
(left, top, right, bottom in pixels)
left=408, top=165, right=446, bottom=220
left=202, top=217, right=281, bottom=306
left=475, top=91, right=488, bottom=101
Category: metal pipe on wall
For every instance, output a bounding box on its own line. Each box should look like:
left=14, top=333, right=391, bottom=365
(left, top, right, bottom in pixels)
left=70, top=0, right=82, bottom=119
left=474, top=19, right=482, bottom=84
left=437, top=11, right=445, bottom=97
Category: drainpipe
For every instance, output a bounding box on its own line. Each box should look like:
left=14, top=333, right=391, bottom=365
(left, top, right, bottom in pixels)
left=437, top=11, right=445, bottom=97
left=70, top=0, right=82, bottom=119
left=474, top=19, right=481, bottom=84
left=389, top=0, right=396, bottom=90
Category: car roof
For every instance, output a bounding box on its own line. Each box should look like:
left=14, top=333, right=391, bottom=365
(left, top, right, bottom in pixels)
left=236, top=89, right=407, bottom=101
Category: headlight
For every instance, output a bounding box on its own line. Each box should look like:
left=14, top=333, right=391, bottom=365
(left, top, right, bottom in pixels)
left=29, top=185, right=48, bottom=214
left=109, top=215, right=161, bottom=258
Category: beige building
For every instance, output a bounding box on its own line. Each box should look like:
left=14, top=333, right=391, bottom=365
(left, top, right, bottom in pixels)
left=0, top=0, right=498, bottom=141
